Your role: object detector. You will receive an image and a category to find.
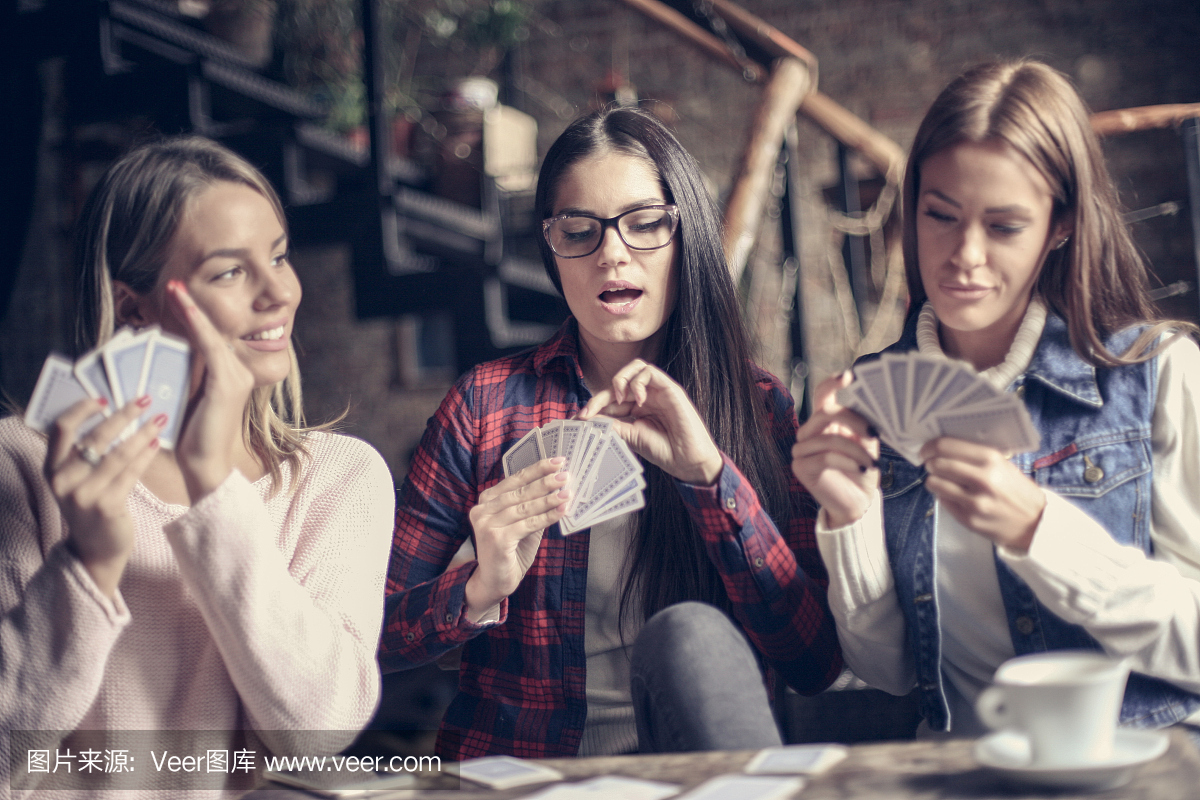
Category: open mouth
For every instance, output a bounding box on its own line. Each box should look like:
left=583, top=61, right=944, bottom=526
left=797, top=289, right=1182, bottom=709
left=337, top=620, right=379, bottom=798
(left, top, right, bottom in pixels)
left=599, top=288, right=643, bottom=304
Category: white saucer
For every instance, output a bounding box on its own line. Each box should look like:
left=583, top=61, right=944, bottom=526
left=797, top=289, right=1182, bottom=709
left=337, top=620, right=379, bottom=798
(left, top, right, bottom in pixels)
left=974, top=728, right=1170, bottom=790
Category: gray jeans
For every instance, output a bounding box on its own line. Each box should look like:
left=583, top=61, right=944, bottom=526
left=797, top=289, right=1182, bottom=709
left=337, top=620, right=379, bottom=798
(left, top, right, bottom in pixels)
left=630, top=601, right=784, bottom=752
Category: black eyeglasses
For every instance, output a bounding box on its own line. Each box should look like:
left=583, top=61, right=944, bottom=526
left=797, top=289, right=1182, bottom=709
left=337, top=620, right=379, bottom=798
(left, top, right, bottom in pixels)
left=542, top=204, right=679, bottom=259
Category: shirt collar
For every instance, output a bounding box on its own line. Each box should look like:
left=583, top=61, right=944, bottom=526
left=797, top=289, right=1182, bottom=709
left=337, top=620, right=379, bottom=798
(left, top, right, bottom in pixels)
left=533, top=316, right=585, bottom=379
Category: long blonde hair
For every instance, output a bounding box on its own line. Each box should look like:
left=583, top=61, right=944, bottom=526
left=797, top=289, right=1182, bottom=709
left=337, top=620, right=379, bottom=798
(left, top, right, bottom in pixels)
left=74, top=135, right=324, bottom=491
left=902, top=59, right=1195, bottom=365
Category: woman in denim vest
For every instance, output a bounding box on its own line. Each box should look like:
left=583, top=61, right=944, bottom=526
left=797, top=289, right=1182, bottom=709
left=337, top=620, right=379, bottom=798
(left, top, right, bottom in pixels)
left=793, top=59, right=1200, bottom=736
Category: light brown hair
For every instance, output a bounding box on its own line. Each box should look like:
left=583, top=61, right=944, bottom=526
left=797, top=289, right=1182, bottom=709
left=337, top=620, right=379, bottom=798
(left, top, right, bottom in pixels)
left=903, top=59, right=1194, bottom=365
left=74, top=135, right=323, bottom=491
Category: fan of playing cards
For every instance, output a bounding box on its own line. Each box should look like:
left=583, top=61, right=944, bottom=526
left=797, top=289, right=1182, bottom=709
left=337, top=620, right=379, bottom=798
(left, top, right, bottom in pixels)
left=836, top=351, right=1040, bottom=465
left=502, top=417, right=645, bottom=534
left=24, top=326, right=191, bottom=449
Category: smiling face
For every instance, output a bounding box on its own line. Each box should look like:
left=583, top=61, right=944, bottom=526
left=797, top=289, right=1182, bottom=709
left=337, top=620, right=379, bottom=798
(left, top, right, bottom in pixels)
left=916, top=139, right=1068, bottom=369
left=126, top=180, right=301, bottom=389
left=551, top=152, right=679, bottom=370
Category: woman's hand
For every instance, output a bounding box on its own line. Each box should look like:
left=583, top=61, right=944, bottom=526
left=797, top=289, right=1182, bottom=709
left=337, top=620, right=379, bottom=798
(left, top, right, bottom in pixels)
left=920, top=437, right=1045, bottom=552
left=45, top=396, right=166, bottom=598
left=577, top=359, right=722, bottom=485
left=165, top=280, right=256, bottom=502
left=464, top=458, right=570, bottom=621
left=791, top=371, right=879, bottom=528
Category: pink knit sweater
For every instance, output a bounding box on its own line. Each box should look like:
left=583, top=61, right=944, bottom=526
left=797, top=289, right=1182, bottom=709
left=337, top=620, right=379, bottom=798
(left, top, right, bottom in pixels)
left=0, top=417, right=394, bottom=796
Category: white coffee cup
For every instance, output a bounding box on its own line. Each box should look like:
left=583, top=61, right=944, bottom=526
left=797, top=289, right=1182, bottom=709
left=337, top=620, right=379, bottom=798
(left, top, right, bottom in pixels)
left=975, top=650, right=1131, bottom=768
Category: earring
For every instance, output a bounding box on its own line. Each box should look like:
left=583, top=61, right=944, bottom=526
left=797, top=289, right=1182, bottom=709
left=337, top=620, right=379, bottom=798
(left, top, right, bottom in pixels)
left=1053, top=237, right=1070, bottom=250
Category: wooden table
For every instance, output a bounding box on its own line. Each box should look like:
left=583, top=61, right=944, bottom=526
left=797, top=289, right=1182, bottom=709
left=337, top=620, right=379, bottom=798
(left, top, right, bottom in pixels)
left=246, top=728, right=1200, bottom=799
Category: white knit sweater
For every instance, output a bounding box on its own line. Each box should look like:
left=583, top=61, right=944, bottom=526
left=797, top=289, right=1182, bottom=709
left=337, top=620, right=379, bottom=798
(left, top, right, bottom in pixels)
left=0, top=417, right=394, bottom=796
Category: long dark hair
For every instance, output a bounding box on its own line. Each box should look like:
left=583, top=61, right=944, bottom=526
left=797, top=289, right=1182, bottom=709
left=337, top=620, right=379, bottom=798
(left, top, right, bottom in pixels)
left=903, top=59, right=1194, bottom=365
left=535, top=106, right=795, bottom=626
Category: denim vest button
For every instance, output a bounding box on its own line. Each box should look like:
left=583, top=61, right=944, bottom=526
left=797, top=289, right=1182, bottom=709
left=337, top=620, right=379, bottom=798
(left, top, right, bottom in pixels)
left=924, top=507, right=934, bottom=518
left=1015, top=385, right=1025, bottom=399
left=1015, top=616, right=1035, bottom=635
left=1083, top=455, right=1104, bottom=483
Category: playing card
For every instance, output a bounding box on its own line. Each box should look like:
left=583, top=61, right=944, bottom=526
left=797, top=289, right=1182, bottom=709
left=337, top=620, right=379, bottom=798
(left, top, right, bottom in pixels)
left=559, top=420, right=584, bottom=471
left=678, top=774, right=804, bottom=800
left=24, top=354, right=104, bottom=437
left=541, top=419, right=562, bottom=460
left=853, top=361, right=901, bottom=437
left=881, top=354, right=911, bottom=433
left=102, top=327, right=156, bottom=407
left=913, top=362, right=981, bottom=420
left=503, top=426, right=545, bottom=478
left=565, top=483, right=645, bottom=532
left=841, top=351, right=1038, bottom=465
left=743, top=743, right=848, bottom=775
left=457, top=755, right=563, bottom=790
left=565, top=472, right=646, bottom=533
left=929, top=397, right=1039, bottom=454
left=908, top=354, right=949, bottom=422
left=73, top=346, right=118, bottom=412
left=140, top=330, right=191, bottom=449
left=566, top=423, right=603, bottom=497
left=837, top=381, right=896, bottom=444
left=524, top=774, right=679, bottom=799
left=567, top=431, right=641, bottom=523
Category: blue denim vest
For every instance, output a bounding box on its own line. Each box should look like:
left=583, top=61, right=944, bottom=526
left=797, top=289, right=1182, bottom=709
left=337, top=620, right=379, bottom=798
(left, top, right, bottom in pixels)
left=869, top=310, right=1200, bottom=731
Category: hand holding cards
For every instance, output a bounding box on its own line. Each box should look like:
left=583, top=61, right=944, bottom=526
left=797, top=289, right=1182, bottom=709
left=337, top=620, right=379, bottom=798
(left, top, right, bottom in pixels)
left=837, top=352, right=1038, bottom=464
left=25, top=326, right=191, bottom=449
left=503, top=417, right=645, bottom=533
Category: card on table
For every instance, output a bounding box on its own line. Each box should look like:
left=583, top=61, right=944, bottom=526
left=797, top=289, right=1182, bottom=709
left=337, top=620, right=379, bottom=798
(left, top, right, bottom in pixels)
left=743, top=743, right=848, bottom=775
left=457, top=755, right=564, bottom=790
left=678, top=774, right=804, bottom=800
left=524, top=774, right=680, bottom=799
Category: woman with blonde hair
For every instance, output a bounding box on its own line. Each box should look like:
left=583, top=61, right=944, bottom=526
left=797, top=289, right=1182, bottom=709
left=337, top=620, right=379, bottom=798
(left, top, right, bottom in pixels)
left=794, top=59, right=1200, bottom=736
left=0, top=136, right=394, bottom=794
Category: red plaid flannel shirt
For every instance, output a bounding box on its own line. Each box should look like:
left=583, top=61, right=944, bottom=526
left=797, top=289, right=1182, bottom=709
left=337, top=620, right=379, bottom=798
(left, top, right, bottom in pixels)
left=381, top=319, right=842, bottom=759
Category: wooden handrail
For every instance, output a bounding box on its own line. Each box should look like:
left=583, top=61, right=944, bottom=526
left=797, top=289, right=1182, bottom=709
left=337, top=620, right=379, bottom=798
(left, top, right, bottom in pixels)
left=1091, top=103, right=1200, bottom=136
left=801, top=91, right=905, bottom=183
left=708, top=0, right=819, bottom=76
left=723, top=57, right=814, bottom=281
left=614, top=0, right=765, bottom=82
left=615, top=0, right=904, bottom=182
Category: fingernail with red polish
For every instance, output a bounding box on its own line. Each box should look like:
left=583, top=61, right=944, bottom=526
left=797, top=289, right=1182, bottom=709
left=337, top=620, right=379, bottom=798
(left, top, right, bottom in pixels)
left=153, top=413, right=168, bottom=427
left=97, top=397, right=108, bottom=407
left=136, top=395, right=152, bottom=408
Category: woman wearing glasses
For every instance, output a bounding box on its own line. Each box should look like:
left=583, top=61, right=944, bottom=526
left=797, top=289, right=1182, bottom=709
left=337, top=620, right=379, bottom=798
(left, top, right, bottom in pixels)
left=381, top=106, right=842, bottom=759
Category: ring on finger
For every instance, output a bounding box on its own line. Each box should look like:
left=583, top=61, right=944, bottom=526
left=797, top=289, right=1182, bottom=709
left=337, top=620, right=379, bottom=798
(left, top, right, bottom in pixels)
left=75, top=442, right=103, bottom=468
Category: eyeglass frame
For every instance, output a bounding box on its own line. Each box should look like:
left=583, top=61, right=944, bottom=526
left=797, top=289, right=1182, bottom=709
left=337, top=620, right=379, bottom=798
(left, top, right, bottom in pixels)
left=541, top=204, right=680, bottom=259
